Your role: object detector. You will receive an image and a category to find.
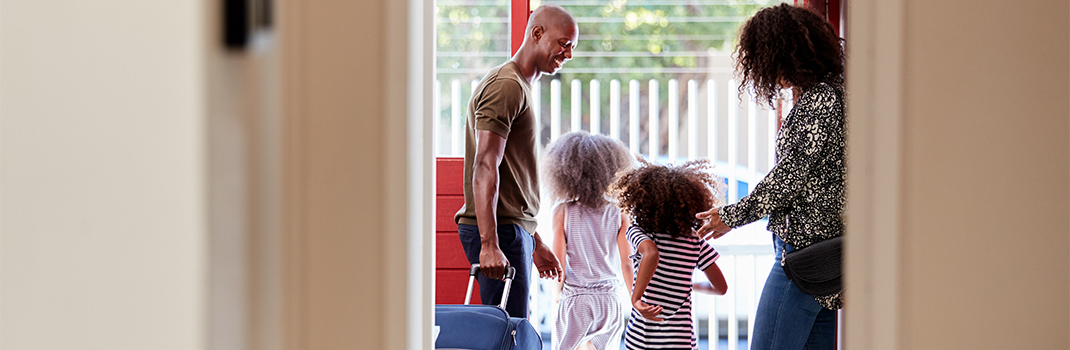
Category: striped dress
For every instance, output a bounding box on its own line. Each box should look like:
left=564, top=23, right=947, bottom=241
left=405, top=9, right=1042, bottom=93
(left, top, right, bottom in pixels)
left=554, top=202, right=628, bottom=350
left=625, top=226, right=719, bottom=350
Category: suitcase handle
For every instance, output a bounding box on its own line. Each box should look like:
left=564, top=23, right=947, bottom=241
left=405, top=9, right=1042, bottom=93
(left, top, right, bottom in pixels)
left=464, top=264, right=517, bottom=309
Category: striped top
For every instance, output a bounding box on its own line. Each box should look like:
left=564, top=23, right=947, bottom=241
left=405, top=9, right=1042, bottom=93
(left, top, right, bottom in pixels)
left=561, top=202, right=626, bottom=289
left=625, top=226, right=719, bottom=350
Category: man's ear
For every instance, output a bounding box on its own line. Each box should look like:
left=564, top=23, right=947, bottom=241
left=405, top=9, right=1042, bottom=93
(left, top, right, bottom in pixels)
left=531, top=25, right=543, bottom=43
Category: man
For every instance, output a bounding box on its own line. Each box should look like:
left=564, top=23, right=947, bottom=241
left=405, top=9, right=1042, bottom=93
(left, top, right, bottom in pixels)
left=454, top=5, right=577, bottom=318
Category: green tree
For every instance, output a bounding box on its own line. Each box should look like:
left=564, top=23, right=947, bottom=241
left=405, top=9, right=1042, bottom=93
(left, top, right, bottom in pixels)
left=435, top=0, right=786, bottom=153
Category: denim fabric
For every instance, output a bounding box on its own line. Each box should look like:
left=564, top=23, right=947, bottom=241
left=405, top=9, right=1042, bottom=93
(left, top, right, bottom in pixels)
left=751, top=234, right=837, bottom=350
left=457, top=223, right=534, bottom=318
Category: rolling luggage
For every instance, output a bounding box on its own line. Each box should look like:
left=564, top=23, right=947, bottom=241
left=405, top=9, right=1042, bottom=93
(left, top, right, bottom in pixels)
left=435, top=264, right=542, bottom=350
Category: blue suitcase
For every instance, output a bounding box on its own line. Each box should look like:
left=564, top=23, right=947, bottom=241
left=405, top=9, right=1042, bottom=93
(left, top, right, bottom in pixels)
left=435, top=265, right=542, bottom=350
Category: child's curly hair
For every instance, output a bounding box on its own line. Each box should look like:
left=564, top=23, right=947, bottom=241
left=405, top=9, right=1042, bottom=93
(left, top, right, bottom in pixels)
left=542, top=131, right=635, bottom=208
left=611, top=159, right=726, bottom=238
left=735, top=3, right=845, bottom=107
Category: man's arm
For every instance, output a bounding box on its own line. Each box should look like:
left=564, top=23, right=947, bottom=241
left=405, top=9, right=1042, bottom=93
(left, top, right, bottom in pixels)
left=473, top=129, right=509, bottom=281
left=532, top=231, right=562, bottom=281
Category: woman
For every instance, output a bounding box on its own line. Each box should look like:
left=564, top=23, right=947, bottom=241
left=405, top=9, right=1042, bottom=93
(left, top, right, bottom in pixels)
left=695, top=4, right=845, bottom=349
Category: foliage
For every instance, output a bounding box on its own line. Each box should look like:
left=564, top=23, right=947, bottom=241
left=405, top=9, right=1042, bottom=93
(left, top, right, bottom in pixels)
left=434, top=0, right=787, bottom=152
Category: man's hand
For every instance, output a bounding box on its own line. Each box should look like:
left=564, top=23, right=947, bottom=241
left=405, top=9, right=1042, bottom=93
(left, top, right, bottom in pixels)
left=478, top=244, right=509, bottom=281
left=695, top=208, right=731, bottom=240
left=633, top=300, right=664, bottom=322
left=532, top=233, right=562, bottom=282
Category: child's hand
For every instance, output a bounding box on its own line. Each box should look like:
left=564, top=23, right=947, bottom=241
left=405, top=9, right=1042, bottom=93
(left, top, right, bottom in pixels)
left=633, top=300, right=664, bottom=322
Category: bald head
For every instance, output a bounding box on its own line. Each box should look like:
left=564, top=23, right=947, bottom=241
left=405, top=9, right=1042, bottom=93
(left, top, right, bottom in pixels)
left=512, top=4, right=577, bottom=80
left=525, top=5, right=576, bottom=43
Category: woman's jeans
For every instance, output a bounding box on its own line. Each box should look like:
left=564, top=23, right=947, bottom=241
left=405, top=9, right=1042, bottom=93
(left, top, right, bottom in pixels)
left=751, top=234, right=837, bottom=350
left=457, top=223, right=534, bottom=318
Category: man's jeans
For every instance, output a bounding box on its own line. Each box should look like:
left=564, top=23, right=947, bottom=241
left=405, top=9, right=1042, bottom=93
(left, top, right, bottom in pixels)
left=750, top=234, right=837, bottom=350
left=457, top=223, right=533, bottom=318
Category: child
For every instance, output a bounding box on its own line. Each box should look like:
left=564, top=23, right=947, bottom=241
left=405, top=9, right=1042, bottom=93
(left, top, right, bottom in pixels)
left=610, top=159, right=729, bottom=350
left=543, top=132, right=635, bottom=350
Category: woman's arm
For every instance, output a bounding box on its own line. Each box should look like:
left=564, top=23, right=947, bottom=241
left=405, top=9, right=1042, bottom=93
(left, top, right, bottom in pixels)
left=719, top=86, right=845, bottom=227
left=617, top=212, right=634, bottom=297
left=550, top=205, right=567, bottom=302
left=630, top=240, right=662, bottom=321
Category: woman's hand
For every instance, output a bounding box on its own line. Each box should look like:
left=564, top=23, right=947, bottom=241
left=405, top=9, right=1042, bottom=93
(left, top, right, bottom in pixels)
left=696, top=208, right=731, bottom=240
left=632, top=300, right=664, bottom=322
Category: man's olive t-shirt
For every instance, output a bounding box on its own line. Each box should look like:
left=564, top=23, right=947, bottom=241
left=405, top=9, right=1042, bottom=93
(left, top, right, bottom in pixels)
left=454, top=61, right=540, bottom=234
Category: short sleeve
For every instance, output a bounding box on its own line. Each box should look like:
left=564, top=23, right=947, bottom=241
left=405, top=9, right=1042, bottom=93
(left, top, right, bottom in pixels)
left=473, top=79, right=527, bottom=139
left=626, top=226, right=651, bottom=258
left=696, top=240, right=720, bottom=271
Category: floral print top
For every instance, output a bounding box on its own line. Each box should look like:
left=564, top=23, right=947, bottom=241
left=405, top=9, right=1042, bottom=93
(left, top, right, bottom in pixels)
left=718, top=81, right=845, bottom=309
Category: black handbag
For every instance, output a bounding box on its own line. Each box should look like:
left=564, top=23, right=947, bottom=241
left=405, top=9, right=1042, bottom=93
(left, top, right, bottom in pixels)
left=781, top=236, right=843, bottom=296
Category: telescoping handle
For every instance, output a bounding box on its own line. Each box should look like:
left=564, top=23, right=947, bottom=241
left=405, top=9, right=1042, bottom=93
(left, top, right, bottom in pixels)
left=464, top=264, right=517, bottom=309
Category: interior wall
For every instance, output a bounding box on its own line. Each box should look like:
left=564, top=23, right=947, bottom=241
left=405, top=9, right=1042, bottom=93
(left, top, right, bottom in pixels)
left=0, top=1, right=285, bottom=349
left=205, top=1, right=283, bottom=350
left=847, top=0, right=1070, bottom=348
left=0, top=1, right=208, bottom=349
left=901, top=0, right=1069, bottom=347
left=279, top=0, right=433, bottom=348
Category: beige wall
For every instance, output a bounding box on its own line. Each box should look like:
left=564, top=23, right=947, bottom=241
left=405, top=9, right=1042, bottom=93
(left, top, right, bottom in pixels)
left=847, top=0, right=1070, bottom=349
left=0, top=0, right=434, bottom=348
left=0, top=1, right=207, bottom=349
left=279, top=0, right=434, bottom=349
left=0, top=0, right=287, bottom=349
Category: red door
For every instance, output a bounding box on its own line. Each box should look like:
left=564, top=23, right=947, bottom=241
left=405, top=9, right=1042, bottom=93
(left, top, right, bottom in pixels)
left=435, top=157, right=479, bottom=304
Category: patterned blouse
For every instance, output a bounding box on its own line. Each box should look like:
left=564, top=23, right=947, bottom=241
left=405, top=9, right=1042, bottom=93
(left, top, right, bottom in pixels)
left=717, top=81, right=845, bottom=309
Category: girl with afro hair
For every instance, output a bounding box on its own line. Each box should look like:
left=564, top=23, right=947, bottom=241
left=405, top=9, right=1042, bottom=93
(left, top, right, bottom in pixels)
left=611, top=159, right=728, bottom=350
left=542, top=131, right=635, bottom=350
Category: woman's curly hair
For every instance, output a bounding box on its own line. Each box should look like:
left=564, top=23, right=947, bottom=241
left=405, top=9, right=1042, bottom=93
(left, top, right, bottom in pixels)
left=611, top=159, right=726, bottom=238
left=735, top=4, right=845, bottom=107
left=542, top=131, right=635, bottom=208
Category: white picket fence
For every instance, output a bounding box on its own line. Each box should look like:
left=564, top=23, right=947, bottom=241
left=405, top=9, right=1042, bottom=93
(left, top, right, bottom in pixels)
left=436, top=77, right=794, bottom=349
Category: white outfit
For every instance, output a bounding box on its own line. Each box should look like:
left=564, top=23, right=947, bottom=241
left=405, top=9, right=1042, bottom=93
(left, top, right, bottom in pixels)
left=553, top=202, right=628, bottom=350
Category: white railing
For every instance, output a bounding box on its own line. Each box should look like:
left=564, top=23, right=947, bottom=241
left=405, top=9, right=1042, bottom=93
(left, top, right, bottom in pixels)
left=435, top=77, right=793, bottom=349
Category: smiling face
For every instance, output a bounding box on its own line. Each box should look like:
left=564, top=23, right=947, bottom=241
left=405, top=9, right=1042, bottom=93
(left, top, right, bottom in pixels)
left=533, top=22, right=578, bottom=76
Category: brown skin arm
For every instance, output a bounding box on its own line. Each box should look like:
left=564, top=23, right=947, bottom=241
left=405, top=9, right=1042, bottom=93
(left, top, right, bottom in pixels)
left=630, top=240, right=663, bottom=321
left=473, top=129, right=509, bottom=281
left=693, top=262, right=728, bottom=295
left=532, top=231, right=562, bottom=281
left=551, top=205, right=568, bottom=301
left=617, top=212, right=634, bottom=297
